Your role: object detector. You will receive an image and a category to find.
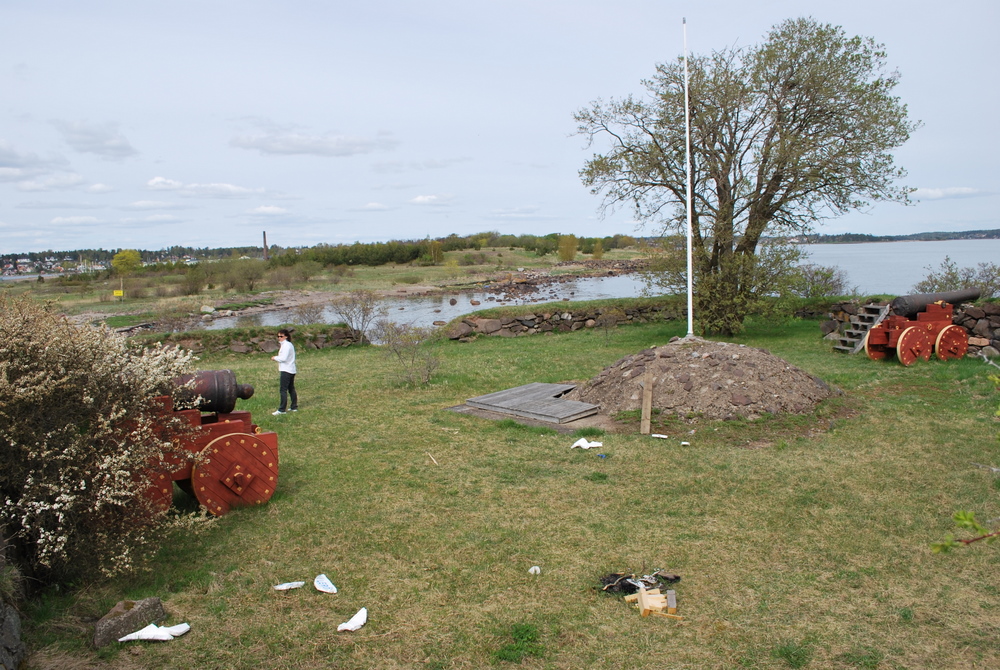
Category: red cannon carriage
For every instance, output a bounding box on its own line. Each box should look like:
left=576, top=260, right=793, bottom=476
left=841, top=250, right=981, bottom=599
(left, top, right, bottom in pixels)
left=147, top=370, right=279, bottom=515
left=863, top=289, right=978, bottom=366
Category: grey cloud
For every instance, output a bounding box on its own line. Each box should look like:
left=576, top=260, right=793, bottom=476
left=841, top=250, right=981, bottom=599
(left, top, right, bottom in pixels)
left=230, top=131, right=400, bottom=157
left=51, top=120, right=138, bottom=160
left=0, top=139, right=65, bottom=181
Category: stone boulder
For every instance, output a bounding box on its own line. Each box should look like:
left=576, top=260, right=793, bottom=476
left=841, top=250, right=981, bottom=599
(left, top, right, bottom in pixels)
left=93, top=597, right=166, bottom=648
left=1, top=602, right=25, bottom=670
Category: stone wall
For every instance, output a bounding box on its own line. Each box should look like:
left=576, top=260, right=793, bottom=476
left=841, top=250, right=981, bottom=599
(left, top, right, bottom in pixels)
left=824, top=300, right=1000, bottom=358
left=161, top=326, right=360, bottom=355
left=445, top=304, right=681, bottom=341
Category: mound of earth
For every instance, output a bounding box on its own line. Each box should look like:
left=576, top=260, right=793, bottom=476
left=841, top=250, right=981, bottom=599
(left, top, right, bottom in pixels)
left=565, top=336, right=836, bottom=422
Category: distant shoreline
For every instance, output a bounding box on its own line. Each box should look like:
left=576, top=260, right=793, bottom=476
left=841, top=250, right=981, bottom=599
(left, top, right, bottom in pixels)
left=788, top=228, right=1000, bottom=244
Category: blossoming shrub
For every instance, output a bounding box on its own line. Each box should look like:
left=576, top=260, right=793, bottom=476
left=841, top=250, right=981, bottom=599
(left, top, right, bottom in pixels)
left=0, top=295, right=195, bottom=585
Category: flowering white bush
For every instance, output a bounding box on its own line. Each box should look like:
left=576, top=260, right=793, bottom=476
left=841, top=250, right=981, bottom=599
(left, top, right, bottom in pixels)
left=0, top=295, right=195, bottom=584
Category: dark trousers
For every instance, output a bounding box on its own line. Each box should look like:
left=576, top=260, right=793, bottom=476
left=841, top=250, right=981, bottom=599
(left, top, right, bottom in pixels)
left=279, top=372, right=298, bottom=411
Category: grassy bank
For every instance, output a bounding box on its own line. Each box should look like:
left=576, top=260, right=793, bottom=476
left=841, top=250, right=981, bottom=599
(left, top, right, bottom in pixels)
left=24, top=317, right=1000, bottom=669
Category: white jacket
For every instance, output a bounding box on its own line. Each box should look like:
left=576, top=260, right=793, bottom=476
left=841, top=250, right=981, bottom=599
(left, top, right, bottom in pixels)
left=274, top=340, right=297, bottom=374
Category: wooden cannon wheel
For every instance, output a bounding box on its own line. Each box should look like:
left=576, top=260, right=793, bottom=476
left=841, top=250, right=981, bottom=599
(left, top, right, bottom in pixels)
left=191, top=432, right=279, bottom=516
left=934, top=324, right=969, bottom=361
left=896, top=326, right=933, bottom=366
left=863, top=329, right=889, bottom=361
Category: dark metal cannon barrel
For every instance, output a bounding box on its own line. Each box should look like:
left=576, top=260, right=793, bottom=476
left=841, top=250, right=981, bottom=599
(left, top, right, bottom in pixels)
left=174, top=369, right=254, bottom=414
left=890, top=288, right=981, bottom=318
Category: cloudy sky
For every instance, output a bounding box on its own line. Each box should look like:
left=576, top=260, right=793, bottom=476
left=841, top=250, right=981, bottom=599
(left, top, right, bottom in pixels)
left=1, top=0, right=997, bottom=254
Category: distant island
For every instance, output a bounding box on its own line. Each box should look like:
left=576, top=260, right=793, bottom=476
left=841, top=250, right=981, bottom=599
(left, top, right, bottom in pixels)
left=788, top=229, right=1000, bottom=244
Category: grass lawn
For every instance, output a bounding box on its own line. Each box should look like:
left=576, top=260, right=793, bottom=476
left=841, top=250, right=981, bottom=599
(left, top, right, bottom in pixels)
left=24, top=317, right=1000, bottom=669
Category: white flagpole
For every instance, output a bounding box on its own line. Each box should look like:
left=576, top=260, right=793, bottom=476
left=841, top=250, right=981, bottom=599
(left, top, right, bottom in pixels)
left=683, top=18, right=694, bottom=336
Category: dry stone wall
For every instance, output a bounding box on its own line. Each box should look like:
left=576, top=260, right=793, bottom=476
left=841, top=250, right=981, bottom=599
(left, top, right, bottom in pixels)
left=446, top=304, right=681, bottom=341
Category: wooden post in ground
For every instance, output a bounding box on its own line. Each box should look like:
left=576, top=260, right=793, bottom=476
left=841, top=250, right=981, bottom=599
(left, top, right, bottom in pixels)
left=640, top=371, right=653, bottom=435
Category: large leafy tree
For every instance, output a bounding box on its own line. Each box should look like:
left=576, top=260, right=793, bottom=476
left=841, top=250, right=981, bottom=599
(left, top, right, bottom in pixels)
left=576, top=17, right=919, bottom=334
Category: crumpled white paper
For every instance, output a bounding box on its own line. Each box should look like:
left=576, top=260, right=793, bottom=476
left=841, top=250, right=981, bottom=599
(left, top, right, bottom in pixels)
left=273, top=581, right=306, bottom=591
left=337, top=607, right=368, bottom=632
left=118, top=622, right=191, bottom=642
left=314, top=574, right=338, bottom=593
left=571, top=438, right=602, bottom=449
left=528, top=565, right=541, bottom=575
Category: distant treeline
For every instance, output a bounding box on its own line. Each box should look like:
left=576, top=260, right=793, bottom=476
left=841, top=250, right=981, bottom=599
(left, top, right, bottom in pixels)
left=794, top=229, right=1000, bottom=244
left=2, top=232, right=637, bottom=270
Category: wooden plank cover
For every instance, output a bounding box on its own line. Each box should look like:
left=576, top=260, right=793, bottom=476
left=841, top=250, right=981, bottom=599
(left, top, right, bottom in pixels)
left=466, top=382, right=598, bottom=423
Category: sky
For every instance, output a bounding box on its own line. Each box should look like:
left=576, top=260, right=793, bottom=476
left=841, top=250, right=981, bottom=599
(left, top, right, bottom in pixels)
left=1, top=0, right=997, bottom=255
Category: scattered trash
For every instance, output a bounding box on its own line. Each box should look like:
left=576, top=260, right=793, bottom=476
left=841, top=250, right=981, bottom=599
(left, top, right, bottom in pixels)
left=650, top=434, right=669, bottom=439
left=273, top=581, right=306, bottom=591
left=571, top=438, right=603, bottom=449
left=337, top=607, right=368, bottom=632
left=625, top=588, right=682, bottom=620
left=314, top=574, right=338, bottom=593
left=598, top=454, right=607, bottom=459
left=528, top=565, right=541, bottom=575
left=680, top=441, right=691, bottom=447
left=600, top=570, right=680, bottom=594
left=118, top=623, right=191, bottom=642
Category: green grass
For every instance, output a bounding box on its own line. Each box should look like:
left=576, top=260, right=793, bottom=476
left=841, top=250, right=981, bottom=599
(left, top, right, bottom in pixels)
left=19, top=317, right=1000, bottom=669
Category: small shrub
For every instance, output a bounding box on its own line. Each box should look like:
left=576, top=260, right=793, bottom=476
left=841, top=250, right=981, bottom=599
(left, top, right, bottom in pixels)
left=912, top=256, right=1000, bottom=298
left=269, top=266, right=297, bottom=290
left=371, top=320, right=440, bottom=385
left=787, top=264, right=854, bottom=298
left=595, top=307, right=625, bottom=344
left=292, top=302, right=326, bottom=325
left=331, top=290, right=387, bottom=343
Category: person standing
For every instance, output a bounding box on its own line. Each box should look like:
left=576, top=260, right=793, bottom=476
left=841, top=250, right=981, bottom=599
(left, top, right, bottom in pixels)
left=271, top=328, right=298, bottom=415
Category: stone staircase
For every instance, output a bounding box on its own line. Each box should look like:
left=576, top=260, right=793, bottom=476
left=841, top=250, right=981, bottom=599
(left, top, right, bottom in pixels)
left=833, top=303, right=890, bottom=354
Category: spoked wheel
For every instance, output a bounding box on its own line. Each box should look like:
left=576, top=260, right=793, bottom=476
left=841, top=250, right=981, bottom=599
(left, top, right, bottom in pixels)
left=896, top=326, right=933, bottom=366
left=864, top=329, right=889, bottom=361
left=934, top=324, right=969, bottom=361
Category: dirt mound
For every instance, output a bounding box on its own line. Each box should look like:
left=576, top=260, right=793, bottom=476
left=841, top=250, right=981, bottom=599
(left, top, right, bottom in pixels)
left=566, top=336, right=835, bottom=422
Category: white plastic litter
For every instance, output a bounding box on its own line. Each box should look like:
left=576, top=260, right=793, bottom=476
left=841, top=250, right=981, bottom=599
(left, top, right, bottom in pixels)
left=571, top=438, right=603, bottom=449
left=118, top=622, right=191, bottom=642
left=651, top=434, right=669, bottom=439
left=162, top=623, right=191, bottom=637
left=528, top=566, right=541, bottom=575
left=273, top=581, right=306, bottom=591
left=314, top=574, right=338, bottom=593
left=680, top=441, right=691, bottom=447
left=337, top=607, right=368, bottom=632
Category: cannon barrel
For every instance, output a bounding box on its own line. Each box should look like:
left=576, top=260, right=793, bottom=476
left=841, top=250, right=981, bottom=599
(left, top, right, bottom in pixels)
left=890, top=288, right=981, bottom=318
left=174, top=369, right=254, bottom=414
